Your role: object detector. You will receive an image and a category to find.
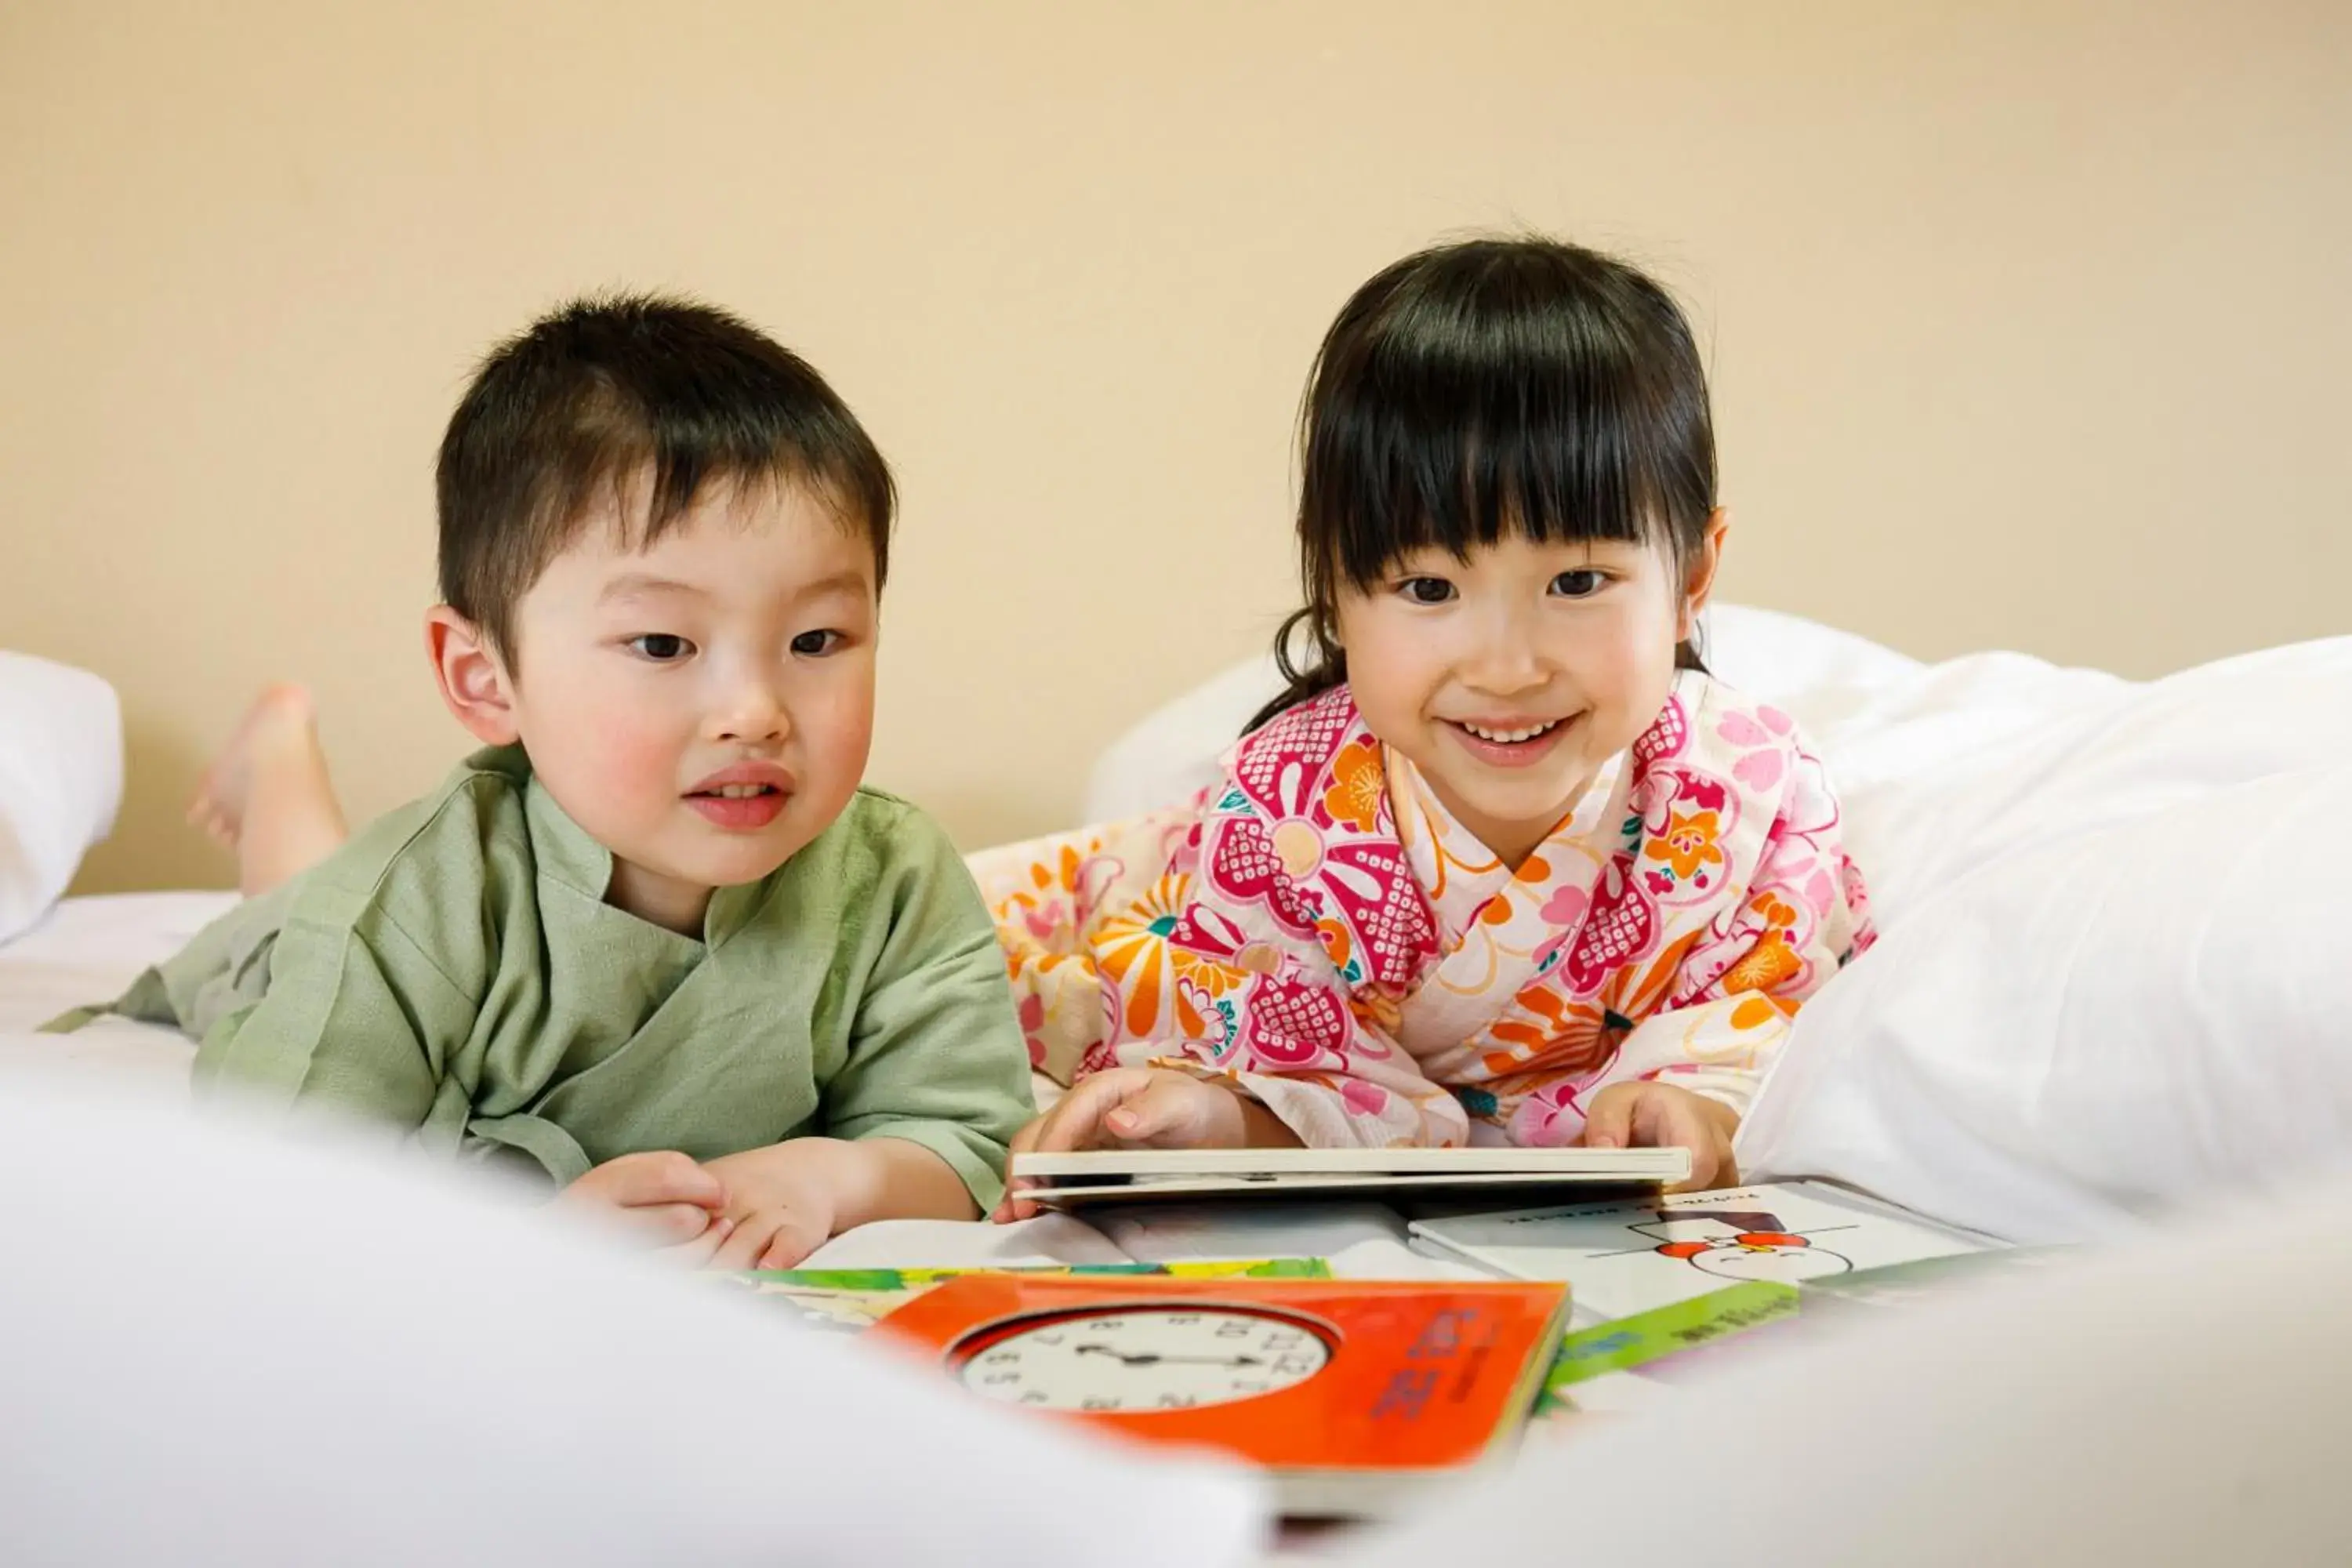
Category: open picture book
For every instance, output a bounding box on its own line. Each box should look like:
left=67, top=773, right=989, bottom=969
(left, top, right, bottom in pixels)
left=1007, top=1145, right=1690, bottom=1209
left=1408, top=1179, right=1997, bottom=1323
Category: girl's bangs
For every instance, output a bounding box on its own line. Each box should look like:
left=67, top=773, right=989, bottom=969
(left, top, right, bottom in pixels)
left=1318, top=376, right=1674, bottom=592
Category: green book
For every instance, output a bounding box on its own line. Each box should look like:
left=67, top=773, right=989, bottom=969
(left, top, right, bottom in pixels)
left=724, top=1256, right=1333, bottom=1333
left=1537, top=1246, right=2078, bottom=1412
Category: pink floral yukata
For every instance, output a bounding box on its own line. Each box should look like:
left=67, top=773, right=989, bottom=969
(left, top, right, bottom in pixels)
left=968, top=671, right=1874, bottom=1148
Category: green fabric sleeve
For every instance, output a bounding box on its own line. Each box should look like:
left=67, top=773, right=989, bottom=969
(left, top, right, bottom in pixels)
left=190, top=882, right=479, bottom=1149
left=822, top=811, right=1035, bottom=1213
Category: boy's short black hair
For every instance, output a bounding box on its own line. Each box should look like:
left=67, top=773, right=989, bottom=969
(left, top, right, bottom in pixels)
left=436, top=293, right=895, bottom=659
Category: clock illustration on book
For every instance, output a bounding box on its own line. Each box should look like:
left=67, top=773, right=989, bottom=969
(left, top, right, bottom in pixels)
left=870, top=1272, right=1573, bottom=1519
left=950, top=1303, right=1337, bottom=1412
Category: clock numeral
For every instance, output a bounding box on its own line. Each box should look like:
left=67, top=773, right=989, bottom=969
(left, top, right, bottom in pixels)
left=1156, top=1394, right=1199, bottom=1409
left=1033, top=1333, right=1064, bottom=1346
left=980, top=1351, right=1015, bottom=1365
left=1273, top=1356, right=1316, bottom=1375
left=1164, top=1314, right=1200, bottom=1325
left=1236, top=1379, right=1269, bottom=1392
left=981, top=1373, right=1019, bottom=1386
left=1215, top=1322, right=1250, bottom=1338
left=1020, top=1391, right=1047, bottom=1405
left=1081, top=1396, right=1120, bottom=1411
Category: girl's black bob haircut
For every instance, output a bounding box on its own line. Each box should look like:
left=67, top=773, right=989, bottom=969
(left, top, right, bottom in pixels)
left=1251, top=235, right=1715, bottom=732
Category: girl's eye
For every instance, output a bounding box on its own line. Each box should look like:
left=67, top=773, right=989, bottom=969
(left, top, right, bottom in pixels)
left=1550, top=570, right=1608, bottom=599
left=790, top=629, right=843, bottom=657
left=628, top=633, right=694, bottom=662
left=1398, top=577, right=1456, bottom=605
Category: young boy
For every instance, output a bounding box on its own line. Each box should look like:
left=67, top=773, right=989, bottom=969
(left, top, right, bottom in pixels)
left=53, top=295, right=1034, bottom=1269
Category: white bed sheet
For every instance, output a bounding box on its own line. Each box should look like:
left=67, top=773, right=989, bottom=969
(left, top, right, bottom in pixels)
left=0, top=891, right=233, bottom=1095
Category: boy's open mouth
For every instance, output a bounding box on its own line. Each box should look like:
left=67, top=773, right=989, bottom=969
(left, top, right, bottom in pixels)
left=684, top=764, right=795, bottom=829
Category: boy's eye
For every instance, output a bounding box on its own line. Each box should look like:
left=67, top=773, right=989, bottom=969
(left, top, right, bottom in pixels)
left=628, top=633, right=694, bottom=662
left=1398, top=577, right=1456, bottom=605
left=1550, top=570, right=1608, bottom=599
left=790, top=629, right=843, bottom=657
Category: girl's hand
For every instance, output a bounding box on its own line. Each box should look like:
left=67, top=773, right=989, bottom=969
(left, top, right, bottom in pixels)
left=1575, top=1081, right=1740, bottom=1193
left=557, top=1150, right=729, bottom=1247
left=993, top=1067, right=1280, bottom=1222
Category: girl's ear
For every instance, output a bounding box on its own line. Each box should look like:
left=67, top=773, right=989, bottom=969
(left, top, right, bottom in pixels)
left=1676, top=508, right=1733, bottom=642
left=424, top=606, right=521, bottom=747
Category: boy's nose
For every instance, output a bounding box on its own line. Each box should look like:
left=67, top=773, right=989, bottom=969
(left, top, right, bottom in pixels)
left=712, top=685, right=790, bottom=744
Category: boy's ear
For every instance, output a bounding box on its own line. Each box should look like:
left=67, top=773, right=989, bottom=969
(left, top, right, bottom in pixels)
left=424, top=606, right=520, bottom=747
left=1676, top=507, right=1733, bottom=642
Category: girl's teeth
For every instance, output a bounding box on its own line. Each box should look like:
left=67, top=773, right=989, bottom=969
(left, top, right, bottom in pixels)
left=712, top=784, right=771, bottom=798
left=1462, top=720, right=1559, bottom=745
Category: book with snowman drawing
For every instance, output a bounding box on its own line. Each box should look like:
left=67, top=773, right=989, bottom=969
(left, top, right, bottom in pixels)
left=1408, top=1180, right=1997, bottom=1323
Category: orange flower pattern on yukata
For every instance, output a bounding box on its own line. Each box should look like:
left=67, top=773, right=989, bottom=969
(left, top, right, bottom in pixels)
left=1319, top=735, right=1385, bottom=835
left=1646, top=808, right=1725, bottom=888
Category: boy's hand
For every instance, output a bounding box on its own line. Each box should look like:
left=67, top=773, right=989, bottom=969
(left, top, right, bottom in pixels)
left=558, top=1150, right=729, bottom=1246
left=697, top=1142, right=843, bottom=1272
left=1575, top=1080, right=1740, bottom=1192
left=993, top=1066, right=1294, bottom=1222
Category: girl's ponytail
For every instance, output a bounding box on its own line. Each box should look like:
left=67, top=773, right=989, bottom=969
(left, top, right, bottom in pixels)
left=1243, top=607, right=1345, bottom=735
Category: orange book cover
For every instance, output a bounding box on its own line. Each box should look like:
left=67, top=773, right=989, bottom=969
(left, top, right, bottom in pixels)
left=870, top=1273, right=1570, bottom=1515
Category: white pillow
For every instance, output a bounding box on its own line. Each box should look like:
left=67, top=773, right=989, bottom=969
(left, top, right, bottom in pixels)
left=1080, top=604, right=1922, bottom=823
left=1741, top=642, right=2352, bottom=1243
left=0, top=652, right=124, bottom=944
left=0, top=1070, right=1268, bottom=1566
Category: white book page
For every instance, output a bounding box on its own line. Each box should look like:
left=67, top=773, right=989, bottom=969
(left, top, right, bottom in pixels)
left=1412, top=1181, right=1984, bottom=1319
left=793, top=1213, right=1134, bottom=1270
left=1091, top=1200, right=1411, bottom=1264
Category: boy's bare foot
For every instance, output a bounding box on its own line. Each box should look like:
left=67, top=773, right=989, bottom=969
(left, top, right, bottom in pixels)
left=187, top=684, right=317, bottom=848
left=188, top=684, right=349, bottom=895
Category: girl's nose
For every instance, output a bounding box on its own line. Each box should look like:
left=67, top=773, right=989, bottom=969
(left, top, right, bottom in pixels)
left=1461, top=616, right=1548, bottom=695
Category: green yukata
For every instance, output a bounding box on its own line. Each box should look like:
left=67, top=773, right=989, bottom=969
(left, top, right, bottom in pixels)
left=58, top=746, right=1033, bottom=1208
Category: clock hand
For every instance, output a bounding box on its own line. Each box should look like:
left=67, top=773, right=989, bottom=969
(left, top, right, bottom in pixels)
left=1073, top=1345, right=1265, bottom=1368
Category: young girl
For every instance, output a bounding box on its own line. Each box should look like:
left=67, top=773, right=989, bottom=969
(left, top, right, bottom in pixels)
left=979, top=235, right=1872, bottom=1209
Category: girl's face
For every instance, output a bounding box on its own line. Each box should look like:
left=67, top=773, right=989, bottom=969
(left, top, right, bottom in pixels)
left=1333, top=514, right=1725, bottom=867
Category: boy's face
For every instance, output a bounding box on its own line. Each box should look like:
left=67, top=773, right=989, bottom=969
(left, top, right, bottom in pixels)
left=444, top=475, right=878, bottom=934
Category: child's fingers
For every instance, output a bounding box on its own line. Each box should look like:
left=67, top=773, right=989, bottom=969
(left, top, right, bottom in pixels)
left=997, top=1109, right=1098, bottom=1221
left=1577, top=1086, right=1637, bottom=1150
left=612, top=1152, right=728, bottom=1212
left=655, top=1214, right=735, bottom=1269
left=1025, top=1074, right=1129, bottom=1155
left=1102, top=1076, right=1207, bottom=1146
left=1000, top=1074, right=1149, bottom=1218
left=757, top=1219, right=825, bottom=1271
left=1628, top=1087, right=1676, bottom=1150
left=709, top=1210, right=783, bottom=1272
left=995, top=1116, right=1047, bottom=1222
left=615, top=1200, right=723, bottom=1247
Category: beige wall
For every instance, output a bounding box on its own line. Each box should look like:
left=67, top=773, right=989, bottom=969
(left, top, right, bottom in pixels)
left=4, top=0, right=2346, bottom=894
